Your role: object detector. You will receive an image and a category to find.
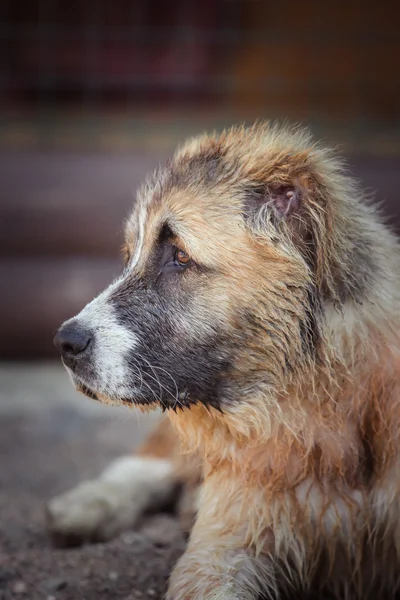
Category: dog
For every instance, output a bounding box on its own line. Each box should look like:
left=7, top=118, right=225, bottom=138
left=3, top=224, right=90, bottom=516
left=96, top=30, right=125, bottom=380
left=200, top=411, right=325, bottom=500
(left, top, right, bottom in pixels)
left=47, top=122, right=400, bottom=599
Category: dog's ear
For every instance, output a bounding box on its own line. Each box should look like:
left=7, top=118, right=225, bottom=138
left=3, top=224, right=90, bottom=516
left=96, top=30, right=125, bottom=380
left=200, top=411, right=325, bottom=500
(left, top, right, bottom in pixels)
left=243, top=178, right=310, bottom=231
left=243, top=176, right=322, bottom=282
left=262, top=184, right=301, bottom=218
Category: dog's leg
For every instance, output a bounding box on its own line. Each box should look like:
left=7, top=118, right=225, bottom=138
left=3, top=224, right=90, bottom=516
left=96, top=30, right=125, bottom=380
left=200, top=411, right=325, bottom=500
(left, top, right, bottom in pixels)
left=167, top=536, right=275, bottom=600
left=166, top=479, right=276, bottom=600
left=46, top=418, right=193, bottom=545
left=167, top=546, right=273, bottom=600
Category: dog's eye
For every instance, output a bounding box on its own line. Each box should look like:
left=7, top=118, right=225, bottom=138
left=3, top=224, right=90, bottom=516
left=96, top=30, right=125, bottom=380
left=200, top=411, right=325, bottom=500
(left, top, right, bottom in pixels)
left=174, top=248, right=191, bottom=267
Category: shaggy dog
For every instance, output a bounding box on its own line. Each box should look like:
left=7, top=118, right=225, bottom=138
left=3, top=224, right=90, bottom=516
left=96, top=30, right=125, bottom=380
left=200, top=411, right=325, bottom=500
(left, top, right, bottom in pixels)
left=48, top=123, right=400, bottom=599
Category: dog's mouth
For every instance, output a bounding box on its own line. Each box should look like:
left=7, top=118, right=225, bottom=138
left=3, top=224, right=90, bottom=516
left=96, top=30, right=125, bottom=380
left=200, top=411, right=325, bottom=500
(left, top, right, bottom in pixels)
left=75, top=381, right=140, bottom=408
left=64, top=363, right=134, bottom=407
left=73, top=376, right=158, bottom=409
left=75, top=379, right=191, bottom=411
left=75, top=381, right=99, bottom=401
left=65, top=363, right=190, bottom=410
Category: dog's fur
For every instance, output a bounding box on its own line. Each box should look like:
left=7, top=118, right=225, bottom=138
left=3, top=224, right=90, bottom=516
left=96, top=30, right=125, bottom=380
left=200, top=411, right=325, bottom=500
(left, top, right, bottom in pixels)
left=48, top=123, right=400, bottom=599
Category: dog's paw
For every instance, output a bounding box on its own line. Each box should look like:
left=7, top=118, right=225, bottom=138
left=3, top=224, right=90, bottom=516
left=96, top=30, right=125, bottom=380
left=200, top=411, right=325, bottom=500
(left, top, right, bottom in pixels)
left=46, top=456, right=175, bottom=546
left=46, top=478, right=134, bottom=545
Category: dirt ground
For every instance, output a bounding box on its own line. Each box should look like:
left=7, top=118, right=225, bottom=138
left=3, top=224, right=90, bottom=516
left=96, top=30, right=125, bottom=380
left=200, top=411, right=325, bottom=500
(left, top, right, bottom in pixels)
left=0, top=364, right=186, bottom=600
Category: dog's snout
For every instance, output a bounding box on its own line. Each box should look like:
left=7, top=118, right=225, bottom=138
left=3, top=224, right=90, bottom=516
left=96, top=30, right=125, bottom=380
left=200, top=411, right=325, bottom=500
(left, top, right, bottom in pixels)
left=54, top=323, right=92, bottom=358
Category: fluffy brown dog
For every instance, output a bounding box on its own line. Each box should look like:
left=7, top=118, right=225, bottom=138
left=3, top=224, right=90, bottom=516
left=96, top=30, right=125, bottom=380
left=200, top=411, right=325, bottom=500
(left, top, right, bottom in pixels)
left=48, top=123, right=400, bottom=599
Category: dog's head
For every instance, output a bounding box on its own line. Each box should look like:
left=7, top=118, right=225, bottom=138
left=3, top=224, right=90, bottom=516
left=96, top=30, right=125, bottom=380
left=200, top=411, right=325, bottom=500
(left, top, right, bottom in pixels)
left=54, top=123, right=376, bottom=412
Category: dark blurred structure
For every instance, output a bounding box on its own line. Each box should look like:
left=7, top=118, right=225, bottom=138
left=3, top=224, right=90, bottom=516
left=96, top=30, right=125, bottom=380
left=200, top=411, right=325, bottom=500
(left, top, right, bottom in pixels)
left=2, top=0, right=400, bottom=121
left=1, top=0, right=400, bottom=359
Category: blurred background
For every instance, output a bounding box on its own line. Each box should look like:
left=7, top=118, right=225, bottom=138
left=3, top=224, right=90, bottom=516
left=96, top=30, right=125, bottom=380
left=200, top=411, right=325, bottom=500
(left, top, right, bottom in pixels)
left=1, top=0, right=400, bottom=359
left=1, top=2, right=400, bottom=597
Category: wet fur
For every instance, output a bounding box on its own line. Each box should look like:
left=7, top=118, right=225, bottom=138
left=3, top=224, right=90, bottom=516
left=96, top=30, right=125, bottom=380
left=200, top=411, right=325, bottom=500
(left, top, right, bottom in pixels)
left=51, top=123, right=400, bottom=599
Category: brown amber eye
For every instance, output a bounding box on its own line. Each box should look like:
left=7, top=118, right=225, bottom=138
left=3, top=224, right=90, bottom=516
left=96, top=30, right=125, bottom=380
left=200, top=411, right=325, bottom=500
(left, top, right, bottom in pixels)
left=175, top=248, right=191, bottom=266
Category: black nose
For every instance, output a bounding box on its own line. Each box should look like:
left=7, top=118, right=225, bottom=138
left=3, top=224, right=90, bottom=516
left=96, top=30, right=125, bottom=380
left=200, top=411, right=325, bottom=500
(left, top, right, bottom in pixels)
left=54, top=323, right=92, bottom=357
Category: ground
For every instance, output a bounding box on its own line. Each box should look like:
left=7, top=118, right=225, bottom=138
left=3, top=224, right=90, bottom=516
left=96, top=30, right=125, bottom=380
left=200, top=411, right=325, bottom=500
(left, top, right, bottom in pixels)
left=0, top=364, right=185, bottom=600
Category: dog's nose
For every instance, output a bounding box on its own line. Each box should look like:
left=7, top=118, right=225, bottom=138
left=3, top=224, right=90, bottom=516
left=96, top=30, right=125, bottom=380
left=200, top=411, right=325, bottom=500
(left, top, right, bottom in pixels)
left=54, top=323, right=92, bottom=357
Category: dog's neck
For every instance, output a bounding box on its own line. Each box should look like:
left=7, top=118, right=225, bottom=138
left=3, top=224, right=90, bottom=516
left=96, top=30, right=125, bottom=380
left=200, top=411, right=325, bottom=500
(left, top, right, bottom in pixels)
left=169, top=303, right=400, bottom=492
